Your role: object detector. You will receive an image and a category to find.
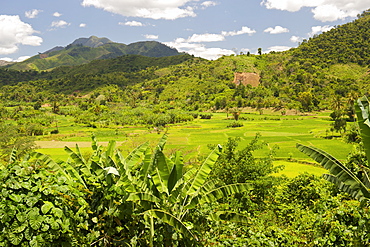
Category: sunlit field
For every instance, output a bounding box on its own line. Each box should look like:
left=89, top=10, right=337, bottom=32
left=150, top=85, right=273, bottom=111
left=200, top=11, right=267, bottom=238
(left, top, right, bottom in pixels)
left=36, top=110, right=352, bottom=176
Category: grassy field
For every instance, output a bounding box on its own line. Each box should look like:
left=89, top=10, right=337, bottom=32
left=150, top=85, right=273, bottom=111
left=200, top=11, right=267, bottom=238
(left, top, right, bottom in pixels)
left=36, top=110, right=353, bottom=176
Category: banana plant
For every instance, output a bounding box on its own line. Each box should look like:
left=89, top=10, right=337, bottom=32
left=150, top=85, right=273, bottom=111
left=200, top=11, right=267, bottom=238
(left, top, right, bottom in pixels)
left=47, top=135, right=251, bottom=245
left=119, top=135, right=251, bottom=245
left=296, top=96, right=370, bottom=202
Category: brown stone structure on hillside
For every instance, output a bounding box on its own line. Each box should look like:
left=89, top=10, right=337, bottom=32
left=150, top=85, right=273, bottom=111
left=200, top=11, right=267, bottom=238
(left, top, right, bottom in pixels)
left=233, top=72, right=260, bottom=87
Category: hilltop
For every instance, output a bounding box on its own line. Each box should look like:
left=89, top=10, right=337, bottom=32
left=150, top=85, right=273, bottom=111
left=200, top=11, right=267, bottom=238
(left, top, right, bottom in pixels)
left=5, top=36, right=182, bottom=71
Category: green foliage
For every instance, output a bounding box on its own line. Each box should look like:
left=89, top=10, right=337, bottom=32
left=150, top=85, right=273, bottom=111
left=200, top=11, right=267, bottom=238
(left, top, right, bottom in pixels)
left=0, top=121, right=36, bottom=161
left=226, top=121, right=244, bottom=128
left=291, top=9, right=370, bottom=66
left=297, top=96, right=370, bottom=202
left=0, top=151, right=83, bottom=246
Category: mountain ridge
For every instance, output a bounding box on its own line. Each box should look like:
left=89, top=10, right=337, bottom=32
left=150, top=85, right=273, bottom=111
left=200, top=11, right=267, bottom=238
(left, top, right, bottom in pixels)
left=6, top=36, right=182, bottom=71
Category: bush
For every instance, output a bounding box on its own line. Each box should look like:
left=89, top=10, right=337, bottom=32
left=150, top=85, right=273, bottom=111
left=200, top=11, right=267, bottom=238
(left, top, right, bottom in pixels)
left=200, top=113, right=213, bottom=119
left=0, top=152, right=84, bottom=246
left=227, top=121, right=244, bottom=128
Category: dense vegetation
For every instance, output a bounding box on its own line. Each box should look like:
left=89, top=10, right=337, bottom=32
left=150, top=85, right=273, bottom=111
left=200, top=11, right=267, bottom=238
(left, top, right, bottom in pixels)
left=1, top=9, right=370, bottom=246
left=5, top=37, right=182, bottom=71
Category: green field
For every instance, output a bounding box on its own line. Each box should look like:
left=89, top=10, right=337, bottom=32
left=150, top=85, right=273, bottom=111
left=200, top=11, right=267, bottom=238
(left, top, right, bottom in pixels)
left=36, top=110, right=352, bottom=176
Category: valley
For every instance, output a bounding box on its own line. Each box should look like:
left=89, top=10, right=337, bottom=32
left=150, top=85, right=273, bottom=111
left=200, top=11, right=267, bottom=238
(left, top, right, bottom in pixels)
left=1, top=9, right=370, bottom=246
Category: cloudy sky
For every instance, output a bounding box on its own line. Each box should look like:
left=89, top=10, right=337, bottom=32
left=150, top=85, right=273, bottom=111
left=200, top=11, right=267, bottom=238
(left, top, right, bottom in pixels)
left=1, top=0, right=369, bottom=61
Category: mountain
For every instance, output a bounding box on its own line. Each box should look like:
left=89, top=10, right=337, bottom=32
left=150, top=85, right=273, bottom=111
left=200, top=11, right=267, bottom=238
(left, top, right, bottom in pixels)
left=6, top=36, right=182, bottom=71
left=69, top=36, right=113, bottom=48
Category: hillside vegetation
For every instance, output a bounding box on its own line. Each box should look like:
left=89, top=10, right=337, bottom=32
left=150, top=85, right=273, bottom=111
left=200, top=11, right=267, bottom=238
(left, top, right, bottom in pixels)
left=5, top=37, right=182, bottom=71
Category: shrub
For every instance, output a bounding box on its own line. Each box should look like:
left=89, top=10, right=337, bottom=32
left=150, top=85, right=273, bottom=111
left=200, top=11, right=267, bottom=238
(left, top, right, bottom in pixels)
left=0, top=152, right=84, bottom=246
left=227, top=121, right=244, bottom=128
left=200, top=113, right=213, bottom=119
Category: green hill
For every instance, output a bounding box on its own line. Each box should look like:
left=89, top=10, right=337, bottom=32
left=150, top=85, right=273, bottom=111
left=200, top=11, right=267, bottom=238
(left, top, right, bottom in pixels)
left=1, top=10, right=370, bottom=112
left=7, top=36, right=182, bottom=71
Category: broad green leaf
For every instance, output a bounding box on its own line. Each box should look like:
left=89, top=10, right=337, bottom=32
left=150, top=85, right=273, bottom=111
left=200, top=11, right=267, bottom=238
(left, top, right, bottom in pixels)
left=29, top=215, right=44, bottom=230
left=64, top=146, right=87, bottom=167
left=30, top=237, right=41, bottom=247
left=168, top=152, right=183, bottom=194
left=153, top=151, right=171, bottom=195
left=200, top=183, right=251, bottom=204
left=145, top=209, right=198, bottom=241
left=91, top=160, right=104, bottom=177
left=127, top=192, right=160, bottom=204
left=41, top=223, right=50, bottom=232
left=31, top=152, right=71, bottom=180
left=16, top=212, right=26, bottom=223
left=41, top=201, right=54, bottom=214
left=116, top=174, right=136, bottom=193
left=125, top=142, right=149, bottom=172
left=52, top=207, right=64, bottom=218
left=106, top=140, right=116, bottom=159
left=156, top=134, right=168, bottom=151
left=9, top=193, right=23, bottom=203
left=8, top=232, right=23, bottom=245
left=355, top=96, right=370, bottom=167
left=297, top=143, right=370, bottom=200
left=64, top=162, right=88, bottom=189
left=186, top=183, right=251, bottom=210
left=186, top=144, right=222, bottom=195
left=139, top=145, right=153, bottom=184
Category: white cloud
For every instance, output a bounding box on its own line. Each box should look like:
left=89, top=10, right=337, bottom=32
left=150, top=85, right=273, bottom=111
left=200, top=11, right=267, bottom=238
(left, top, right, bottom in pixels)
left=266, top=46, right=291, bottom=53
left=144, top=34, right=159, bottom=39
left=53, top=12, right=62, bottom=17
left=264, top=25, right=289, bottom=34
left=222, top=26, right=256, bottom=36
left=290, top=35, right=303, bottom=43
left=309, top=25, right=334, bottom=36
left=25, top=9, right=42, bottom=19
left=165, top=40, right=234, bottom=60
left=164, top=26, right=256, bottom=59
left=186, top=26, right=256, bottom=43
left=188, top=33, right=225, bottom=42
left=82, top=0, right=198, bottom=20
left=201, top=1, right=218, bottom=7
left=312, top=5, right=349, bottom=22
left=120, top=21, right=144, bottom=26
left=51, top=20, right=71, bottom=28
left=0, top=15, right=42, bottom=55
left=261, top=0, right=370, bottom=22
left=80, top=23, right=87, bottom=28
left=1, top=56, right=31, bottom=62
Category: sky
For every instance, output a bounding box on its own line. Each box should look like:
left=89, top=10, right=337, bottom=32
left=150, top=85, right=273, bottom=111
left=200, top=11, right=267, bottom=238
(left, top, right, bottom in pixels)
left=1, top=0, right=370, bottom=61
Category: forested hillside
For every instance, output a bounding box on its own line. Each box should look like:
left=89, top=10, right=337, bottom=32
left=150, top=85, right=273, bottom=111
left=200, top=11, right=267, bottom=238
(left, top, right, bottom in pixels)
left=1, top=11, right=370, bottom=113
left=5, top=37, right=182, bottom=71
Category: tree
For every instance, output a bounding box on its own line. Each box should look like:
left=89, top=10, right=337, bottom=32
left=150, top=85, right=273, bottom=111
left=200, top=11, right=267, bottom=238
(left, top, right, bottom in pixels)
left=297, top=91, right=314, bottom=112
left=258, top=48, right=262, bottom=55
left=296, top=96, right=370, bottom=202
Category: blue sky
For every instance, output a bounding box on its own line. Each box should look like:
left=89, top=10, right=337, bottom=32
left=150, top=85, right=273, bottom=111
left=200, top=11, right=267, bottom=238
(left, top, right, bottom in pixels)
left=1, top=0, right=369, bottom=61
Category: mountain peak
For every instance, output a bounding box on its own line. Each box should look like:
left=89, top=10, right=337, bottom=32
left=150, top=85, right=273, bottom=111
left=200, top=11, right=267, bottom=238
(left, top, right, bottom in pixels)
left=70, top=36, right=113, bottom=48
